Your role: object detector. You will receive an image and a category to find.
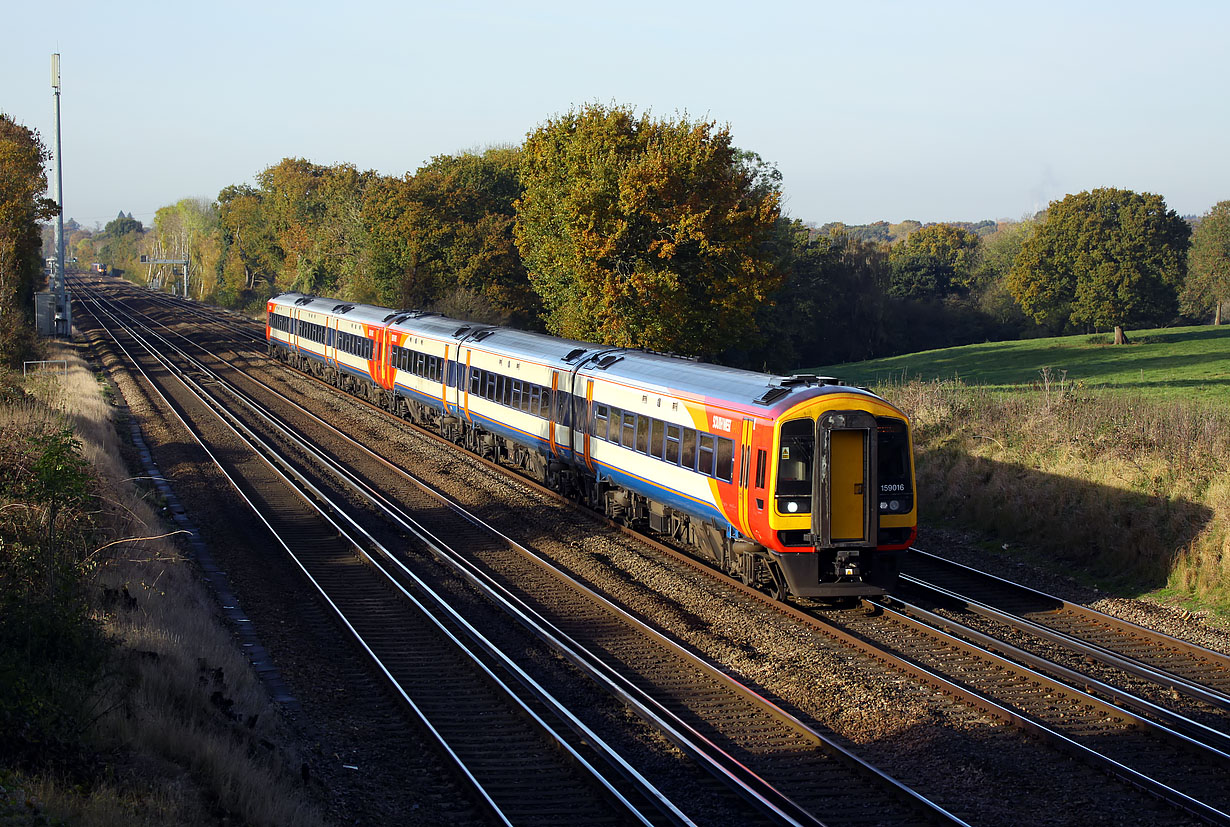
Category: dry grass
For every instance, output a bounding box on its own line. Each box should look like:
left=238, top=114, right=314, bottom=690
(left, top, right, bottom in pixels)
left=889, top=377, right=1230, bottom=613
left=5, top=344, right=326, bottom=826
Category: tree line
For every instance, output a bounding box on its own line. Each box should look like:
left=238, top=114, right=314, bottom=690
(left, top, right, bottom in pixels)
left=12, top=103, right=1230, bottom=371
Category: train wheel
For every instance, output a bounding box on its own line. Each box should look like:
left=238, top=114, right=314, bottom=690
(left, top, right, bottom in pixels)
left=766, top=561, right=789, bottom=602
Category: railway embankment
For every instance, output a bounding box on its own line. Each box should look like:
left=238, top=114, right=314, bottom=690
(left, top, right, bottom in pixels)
left=893, top=377, right=1230, bottom=620
left=0, top=344, right=324, bottom=826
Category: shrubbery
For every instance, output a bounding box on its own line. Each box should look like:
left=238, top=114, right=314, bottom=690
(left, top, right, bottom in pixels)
left=0, top=400, right=108, bottom=772
left=893, top=379, right=1230, bottom=607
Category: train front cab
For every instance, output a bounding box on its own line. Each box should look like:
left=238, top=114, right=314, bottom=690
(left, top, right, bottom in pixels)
left=767, top=403, right=916, bottom=599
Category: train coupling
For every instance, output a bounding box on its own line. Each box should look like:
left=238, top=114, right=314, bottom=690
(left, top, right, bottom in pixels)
left=835, top=550, right=862, bottom=578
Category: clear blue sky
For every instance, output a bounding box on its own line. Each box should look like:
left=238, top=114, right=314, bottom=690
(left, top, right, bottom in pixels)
left=3, top=0, right=1226, bottom=230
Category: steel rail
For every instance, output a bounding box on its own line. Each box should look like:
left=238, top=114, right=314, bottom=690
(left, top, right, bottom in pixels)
left=865, top=596, right=1230, bottom=827
left=83, top=279, right=961, bottom=827
left=86, top=279, right=1230, bottom=826
left=901, top=548, right=1230, bottom=710
left=78, top=291, right=678, bottom=827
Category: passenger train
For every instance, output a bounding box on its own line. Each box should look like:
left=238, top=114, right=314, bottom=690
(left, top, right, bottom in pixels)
left=266, top=292, right=917, bottom=600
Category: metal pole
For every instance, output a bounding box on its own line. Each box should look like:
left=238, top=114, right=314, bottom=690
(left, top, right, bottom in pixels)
left=51, top=54, right=64, bottom=296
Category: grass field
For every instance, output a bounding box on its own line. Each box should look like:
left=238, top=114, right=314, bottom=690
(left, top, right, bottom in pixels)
left=805, top=324, right=1230, bottom=403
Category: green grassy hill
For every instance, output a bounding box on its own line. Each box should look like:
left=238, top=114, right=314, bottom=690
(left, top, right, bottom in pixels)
left=806, top=324, right=1230, bottom=403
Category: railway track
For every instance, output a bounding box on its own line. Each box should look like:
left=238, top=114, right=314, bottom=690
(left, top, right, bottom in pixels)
left=73, top=279, right=966, bottom=825
left=76, top=287, right=681, bottom=826
left=899, top=549, right=1230, bottom=705
left=75, top=275, right=1229, bottom=825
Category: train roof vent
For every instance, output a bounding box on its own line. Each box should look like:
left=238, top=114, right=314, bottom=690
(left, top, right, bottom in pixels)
left=294, top=296, right=315, bottom=306
left=563, top=347, right=588, bottom=363
left=471, top=329, right=497, bottom=341
left=780, top=374, right=818, bottom=386
left=755, top=386, right=792, bottom=405
left=595, top=354, right=624, bottom=370
left=452, top=325, right=472, bottom=338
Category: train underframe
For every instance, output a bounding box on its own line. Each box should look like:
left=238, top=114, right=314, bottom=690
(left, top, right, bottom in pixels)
left=273, top=345, right=900, bottom=601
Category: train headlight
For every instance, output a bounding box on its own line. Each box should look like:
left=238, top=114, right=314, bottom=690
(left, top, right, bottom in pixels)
left=786, top=501, right=799, bottom=513
left=889, top=499, right=901, bottom=512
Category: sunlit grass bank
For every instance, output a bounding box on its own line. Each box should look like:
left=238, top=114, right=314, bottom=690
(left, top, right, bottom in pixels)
left=809, top=324, right=1230, bottom=404
left=886, top=378, right=1230, bottom=617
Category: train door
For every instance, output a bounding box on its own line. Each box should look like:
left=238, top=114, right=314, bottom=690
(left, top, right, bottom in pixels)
left=548, top=370, right=561, bottom=459
left=814, top=411, right=878, bottom=548
left=736, top=418, right=754, bottom=531
left=460, top=347, right=472, bottom=423
left=582, top=379, right=594, bottom=471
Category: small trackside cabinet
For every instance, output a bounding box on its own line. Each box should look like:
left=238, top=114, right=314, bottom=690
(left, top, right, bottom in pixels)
left=814, top=410, right=878, bottom=548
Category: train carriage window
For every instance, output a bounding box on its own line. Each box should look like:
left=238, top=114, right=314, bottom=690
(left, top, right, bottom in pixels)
left=539, top=387, right=550, bottom=418
left=431, top=356, right=441, bottom=383
left=697, top=433, right=716, bottom=477
left=511, top=380, right=523, bottom=411
left=650, top=419, right=665, bottom=458
left=593, top=404, right=609, bottom=439
left=680, top=428, right=697, bottom=470
left=755, top=449, right=767, bottom=489
left=636, top=415, right=650, bottom=454
left=715, top=437, right=734, bottom=482
left=485, top=372, right=496, bottom=400
left=528, top=385, right=540, bottom=414
left=469, top=369, right=481, bottom=395
left=621, top=411, right=636, bottom=448
left=665, top=424, right=681, bottom=464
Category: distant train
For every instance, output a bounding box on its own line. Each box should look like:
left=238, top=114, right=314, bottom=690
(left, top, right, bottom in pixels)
left=266, top=293, right=917, bottom=599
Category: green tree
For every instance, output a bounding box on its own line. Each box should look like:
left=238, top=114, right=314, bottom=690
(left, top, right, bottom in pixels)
left=515, top=103, right=784, bottom=357
left=756, top=223, right=890, bottom=369
left=0, top=114, right=58, bottom=365
left=888, top=223, right=982, bottom=299
left=217, top=183, right=280, bottom=300
left=1006, top=188, right=1190, bottom=343
left=1181, top=201, right=1230, bottom=325
left=101, top=221, right=145, bottom=280
left=971, top=218, right=1038, bottom=330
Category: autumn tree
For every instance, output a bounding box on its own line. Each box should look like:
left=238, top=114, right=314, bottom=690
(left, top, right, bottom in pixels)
left=1181, top=201, right=1230, bottom=325
left=0, top=114, right=58, bottom=364
left=514, top=104, right=784, bottom=358
left=253, top=158, right=373, bottom=299
left=362, top=147, right=538, bottom=324
left=152, top=198, right=219, bottom=299
left=1007, top=188, right=1190, bottom=343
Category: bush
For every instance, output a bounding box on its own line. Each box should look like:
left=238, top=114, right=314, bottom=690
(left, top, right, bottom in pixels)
left=0, top=400, right=108, bottom=772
